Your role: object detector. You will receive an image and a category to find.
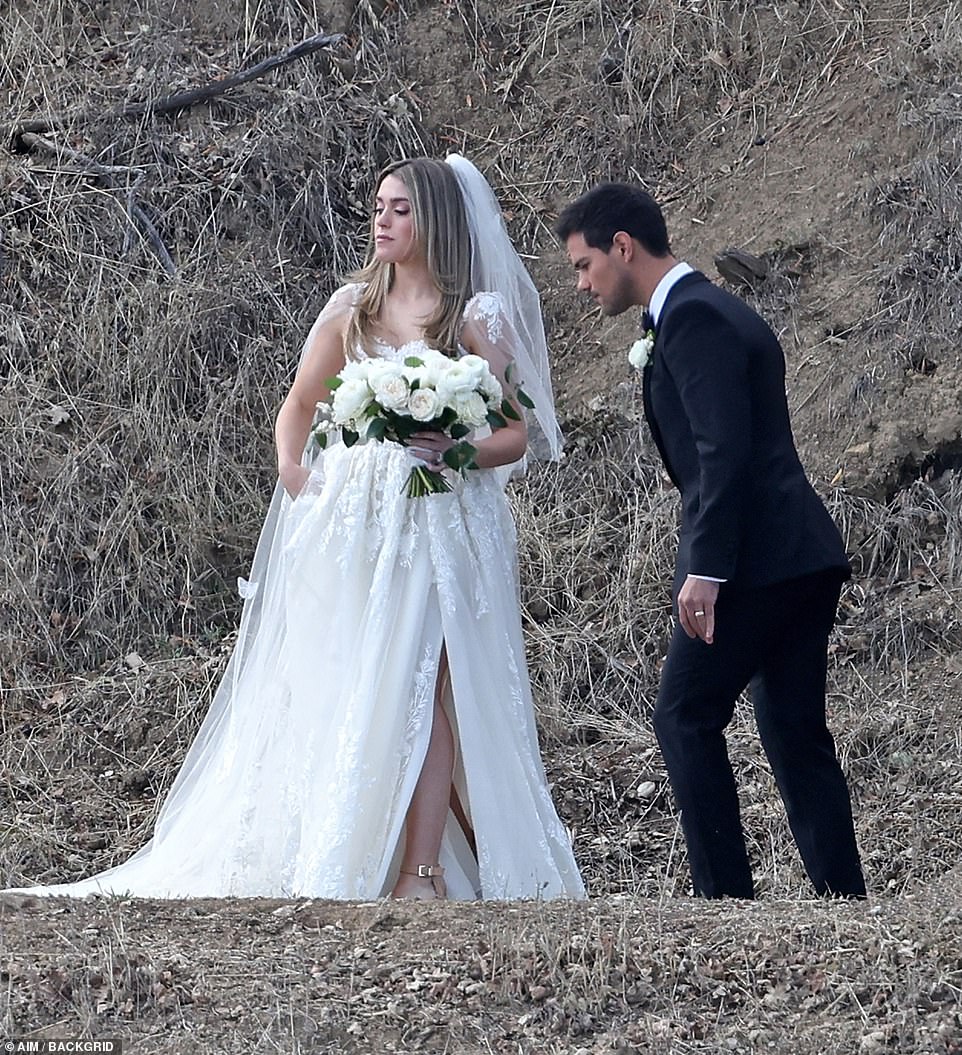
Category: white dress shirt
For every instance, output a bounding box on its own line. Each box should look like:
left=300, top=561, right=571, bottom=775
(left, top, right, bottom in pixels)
left=648, top=261, right=694, bottom=326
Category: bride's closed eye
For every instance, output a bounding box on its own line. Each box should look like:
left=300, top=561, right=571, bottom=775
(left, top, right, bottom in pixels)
left=373, top=201, right=411, bottom=217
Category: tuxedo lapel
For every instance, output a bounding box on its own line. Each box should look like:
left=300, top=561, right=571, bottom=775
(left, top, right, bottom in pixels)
left=641, top=353, right=678, bottom=488
left=642, top=269, right=709, bottom=488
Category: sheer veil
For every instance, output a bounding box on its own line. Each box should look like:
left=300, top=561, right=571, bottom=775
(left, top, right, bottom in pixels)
left=444, top=154, right=563, bottom=462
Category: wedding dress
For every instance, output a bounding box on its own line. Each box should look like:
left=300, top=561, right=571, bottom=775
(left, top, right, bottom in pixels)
left=11, top=285, right=585, bottom=901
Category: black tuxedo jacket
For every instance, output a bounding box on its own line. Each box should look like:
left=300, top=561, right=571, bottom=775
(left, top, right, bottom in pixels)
left=641, top=271, right=850, bottom=596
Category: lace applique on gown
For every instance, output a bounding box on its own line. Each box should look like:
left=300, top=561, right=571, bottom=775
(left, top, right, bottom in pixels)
left=10, top=285, right=586, bottom=901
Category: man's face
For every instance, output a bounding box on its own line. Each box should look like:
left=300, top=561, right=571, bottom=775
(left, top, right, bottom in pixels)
left=565, top=232, right=636, bottom=316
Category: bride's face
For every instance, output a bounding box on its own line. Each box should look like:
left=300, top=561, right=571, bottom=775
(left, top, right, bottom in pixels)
left=373, top=174, right=418, bottom=264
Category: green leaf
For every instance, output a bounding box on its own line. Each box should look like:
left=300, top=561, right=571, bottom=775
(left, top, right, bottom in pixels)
left=487, top=410, right=507, bottom=431
left=517, top=388, right=536, bottom=410
left=367, top=417, right=388, bottom=441
left=342, top=428, right=359, bottom=448
left=326, top=376, right=343, bottom=391
left=313, top=432, right=328, bottom=450
left=442, top=448, right=461, bottom=471
left=450, top=442, right=477, bottom=472
left=404, top=356, right=425, bottom=368
left=504, top=362, right=515, bottom=384
left=450, top=422, right=471, bottom=440
left=501, top=399, right=521, bottom=422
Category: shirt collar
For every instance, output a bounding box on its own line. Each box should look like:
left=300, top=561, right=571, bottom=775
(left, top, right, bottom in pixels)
left=648, top=261, right=694, bottom=326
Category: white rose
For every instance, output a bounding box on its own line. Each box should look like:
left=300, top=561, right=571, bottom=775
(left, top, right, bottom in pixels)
left=408, top=387, right=443, bottom=422
left=479, top=369, right=502, bottom=403
left=457, top=354, right=488, bottom=384
left=418, top=348, right=449, bottom=385
left=400, top=349, right=446, bottom=390
left=436, top=361, right=479, bottom=403
left=368, top=364, right=410, bottom=413
left=365, top=358, right=399, bottom=383
left=376, top=375, right=411, bottom=413
left=339, top=359, right=370, bottom=383
left=452, top=391, right=488, bottom=429
left=403, top=365, right=433, bottom=391
left=628, top=334, right=655, bottom=371
left=332, top=378, right=372, bottom=424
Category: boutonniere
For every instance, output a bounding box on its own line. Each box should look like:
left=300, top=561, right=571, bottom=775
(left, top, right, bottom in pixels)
left=628, top=329, right=656, bottom=372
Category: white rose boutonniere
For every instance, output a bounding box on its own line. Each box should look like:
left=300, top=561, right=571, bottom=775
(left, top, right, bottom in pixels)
left=628, top=330, right=656, bottom=372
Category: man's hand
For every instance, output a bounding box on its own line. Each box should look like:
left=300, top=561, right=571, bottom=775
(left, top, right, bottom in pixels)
left=678, top=575, right=720, bottom=644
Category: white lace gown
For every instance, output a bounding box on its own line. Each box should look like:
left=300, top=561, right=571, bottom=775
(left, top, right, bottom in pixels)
left=13, top=288, right=585, bottom=901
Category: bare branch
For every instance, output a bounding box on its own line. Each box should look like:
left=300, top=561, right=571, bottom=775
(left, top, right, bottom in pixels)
left=19, top=131, right=177, bottom=276
left=8, top=31, right=346, bottom=143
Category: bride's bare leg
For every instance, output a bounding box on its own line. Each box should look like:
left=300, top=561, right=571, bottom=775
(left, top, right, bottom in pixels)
left=392, top=650, right=454, bottom=900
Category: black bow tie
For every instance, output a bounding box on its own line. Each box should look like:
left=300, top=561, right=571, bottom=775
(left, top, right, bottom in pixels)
left=642, top=310, right=655, bottom=334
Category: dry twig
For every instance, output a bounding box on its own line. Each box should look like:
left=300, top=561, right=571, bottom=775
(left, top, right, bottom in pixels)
left=6, top=31, right=345, bottom=144
left=19, top=131, right=177, bottom=275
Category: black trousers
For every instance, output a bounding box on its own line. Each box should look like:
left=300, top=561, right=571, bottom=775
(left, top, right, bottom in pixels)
left=652, top=570, right=866, bottom=899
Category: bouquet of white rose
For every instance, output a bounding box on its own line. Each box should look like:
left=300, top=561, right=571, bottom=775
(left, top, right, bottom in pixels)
left=312, top=349, right=532, bottom=497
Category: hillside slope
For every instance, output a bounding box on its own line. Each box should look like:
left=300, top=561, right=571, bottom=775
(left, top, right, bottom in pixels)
left=2, top=1, right=962, bottom=1051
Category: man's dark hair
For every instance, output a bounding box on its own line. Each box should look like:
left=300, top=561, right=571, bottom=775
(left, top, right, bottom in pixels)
left=554, top=182, right=671, bottom=257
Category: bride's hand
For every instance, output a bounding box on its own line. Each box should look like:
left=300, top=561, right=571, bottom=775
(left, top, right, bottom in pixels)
left=408, top=431, right=454, bottom=469
left=279, top=463, right=310, bottom=498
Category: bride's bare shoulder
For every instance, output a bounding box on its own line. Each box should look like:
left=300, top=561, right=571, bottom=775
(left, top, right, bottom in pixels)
left=323, top=281, right=366, bottom=316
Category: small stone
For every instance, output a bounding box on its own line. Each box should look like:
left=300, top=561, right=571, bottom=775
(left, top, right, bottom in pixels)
left=76, top=833, right=107, bottom=851
left=859, top=1031, right=888, bottom=1054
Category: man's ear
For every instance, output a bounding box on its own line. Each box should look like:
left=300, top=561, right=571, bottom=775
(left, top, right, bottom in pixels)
left=611, top=230, right=635, bottom=260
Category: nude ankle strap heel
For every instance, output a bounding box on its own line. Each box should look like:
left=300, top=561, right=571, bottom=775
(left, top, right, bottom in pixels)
left=399, top=863, right=446, bottom=899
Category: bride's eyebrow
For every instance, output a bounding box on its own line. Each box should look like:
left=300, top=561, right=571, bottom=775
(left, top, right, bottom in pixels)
left=375, top=195, right=411, bottom=205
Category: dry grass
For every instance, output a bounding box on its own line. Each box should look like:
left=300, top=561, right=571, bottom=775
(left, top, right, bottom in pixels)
left=438, top=0, right=904, bottom=219
left=1, top=0, right=426, bottom=681
left=3, top=0, right=962, bottom=1051
left=3, top=886, right=962, bottom=1052
left=841, top=2, right=962, bottom=476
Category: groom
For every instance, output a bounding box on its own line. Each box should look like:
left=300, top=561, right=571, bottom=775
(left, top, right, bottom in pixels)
left=555, top=183, right=866, bottom=899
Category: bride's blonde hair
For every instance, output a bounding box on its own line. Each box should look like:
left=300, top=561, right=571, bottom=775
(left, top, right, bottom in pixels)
left=346, top=158, right=473, bottom=358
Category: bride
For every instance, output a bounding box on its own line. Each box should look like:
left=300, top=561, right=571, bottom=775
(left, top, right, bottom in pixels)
left=10, top=155, right=585, bottom=902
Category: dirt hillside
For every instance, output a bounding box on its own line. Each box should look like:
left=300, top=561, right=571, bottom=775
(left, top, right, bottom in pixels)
left=2, top=1, right=962, bottom=1052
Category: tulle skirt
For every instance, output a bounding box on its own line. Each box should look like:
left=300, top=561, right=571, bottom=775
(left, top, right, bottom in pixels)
left=13, top=440, right=584, bottom=900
